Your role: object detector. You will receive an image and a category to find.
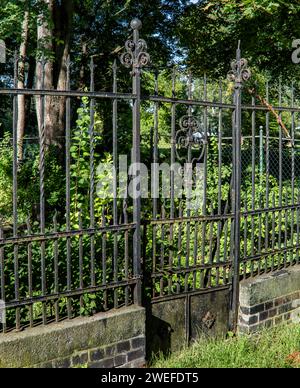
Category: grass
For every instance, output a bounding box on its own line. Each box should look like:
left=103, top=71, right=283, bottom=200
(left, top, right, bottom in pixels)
left=151, top=324, right=300, bottom=368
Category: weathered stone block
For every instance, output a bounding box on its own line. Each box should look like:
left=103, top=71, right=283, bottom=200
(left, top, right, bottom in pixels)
left=239, top=267, right=300, bottom=307
left=238, top=265, right=300, bottom=334
left=0, top=305, right=145, bottom=368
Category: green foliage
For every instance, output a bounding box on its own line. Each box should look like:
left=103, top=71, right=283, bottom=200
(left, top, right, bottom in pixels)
left=177, top=0, right=300, bottom=78
left=70, top=96, right=113, bottom=226
left=0, top=133, right=65, bottom=226
left=152, top=324, right=300, bottom=368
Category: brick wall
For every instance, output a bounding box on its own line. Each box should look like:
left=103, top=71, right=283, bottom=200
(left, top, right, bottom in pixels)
left=238, top=267, right=300, bottom=334
left=0, top=305, right=146, bottom=368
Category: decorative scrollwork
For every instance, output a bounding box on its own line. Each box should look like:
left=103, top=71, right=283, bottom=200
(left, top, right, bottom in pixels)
left=120, top=19, right=150, bottom=74
left=175, top=114, right=207, bottom=163
left=227, top=57, right=251, bottom=84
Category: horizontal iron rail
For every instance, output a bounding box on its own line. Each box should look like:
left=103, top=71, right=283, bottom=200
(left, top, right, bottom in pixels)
left=242, top=203, right=300, bottom=217
left=0, top=223, right=136, bottom=246
left=0, top=88, right=135, bottom=100
left=151, top=261, right=232, bottom=277
left=149, top=213, right=234, bottom=225
left=4, top=278, right=139, bottom=309
left=151, top=284, right=231, bottom=304
left=1, top=88, right=300, bottom=113
left=147, top=95, right=300, bottom=113
left=241, top=244, right=300, bottom=263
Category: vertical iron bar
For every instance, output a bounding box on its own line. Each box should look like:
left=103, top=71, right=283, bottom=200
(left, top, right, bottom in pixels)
left=296, top=192, right=300, bottom=265
left=283, top=193, right=288, bottom=268
left=278, top=79, right=283, bottom=269
left=123, top=200, right=129, bottom=305
left=160, top=203, right=166, bottom=297
left=200, top=75, right=208, bottom=281
left=39, top=57, right=47, bottom=325
left=131, top=21, right=142, bottom=305
left=271, top=193, right=276, bottom=271
left=102, top=209, right=108, bottom=310
left=243, top=197, right=248, bottom=279
left=0, top=225, right=6, bottom=333
left=65, top=56, right=72, bottom=319
left=78, top=210, right=84, bottom=314
left=291, top=83, right=295, bottom=265
left=216, top=80, right=223, bottom=286
left=177, top=202, right=183, bottom=292
left=13, top=53, right=20, bottom=330
left=152, top=70, right=159, bottom=294
left=230, top=42, right=245, bottom=331
left=26, top=216, right=33, bottom=327
left=185, top=72, right=193, bottom=292
left=169, top=69, right=175, bottom=293
left=89, top=57, right=96, bottom=288
left=265, top=81, right=270, bottom=256
left=250, top=88, right=256, bottom=269
left=112, top=60, right=119, bottom=308
left=53, top=211, right=59, bottom=322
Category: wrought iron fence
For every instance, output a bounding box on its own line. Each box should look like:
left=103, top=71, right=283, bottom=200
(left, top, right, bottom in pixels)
left=0, top=19, right=300, bottom=333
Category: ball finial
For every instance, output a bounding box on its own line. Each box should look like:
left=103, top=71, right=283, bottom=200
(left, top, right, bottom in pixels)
left=130, top=18, right=142, bottom=30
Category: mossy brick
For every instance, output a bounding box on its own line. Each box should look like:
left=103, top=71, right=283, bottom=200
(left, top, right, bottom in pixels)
left=88, top=358, right=114, bottom=368
left=120, top=357, right=145, bottom=368
left=53, top=357, right=71, bottom=369
left=117, top=340, right=131, bottom=353
left=249, top=303, right=265, bottom=315
left=284, top=313, right=291, bottom=321
left=114, top=354, right=127, bottom=367
left=105, top=344, right=117, bottom=357
left=268, top=308, right=277, bottom=319
left=90, top=348, right=105, bottom=362
left=71, top=352, right=88, bottom=366
left=264, top=319, right=273, bottom=329
left=127, top=348, right=145, bottom=362
left=239, top=314, right=258, bottom=325
left=278, top=303, right=293, bottom=315
left=131, top=336, right=145, bottom=349
left=259, top=311, right=269, bottom=322
left=275, top=316, right=283, bottom=325
left=239, top=306, right=250, bottom=315
left=265, top=301, right=274, bottom=310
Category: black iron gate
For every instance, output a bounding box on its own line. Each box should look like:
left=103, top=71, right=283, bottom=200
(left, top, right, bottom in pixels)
left=138, top=37, right=249, bottom=349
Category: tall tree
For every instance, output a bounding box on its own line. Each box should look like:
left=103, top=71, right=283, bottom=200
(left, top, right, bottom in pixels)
left=36, top=0, right=74, bottom=147
left=177, top=0, right=300, bottom=78
left=17, top=1, right=30, bottom=161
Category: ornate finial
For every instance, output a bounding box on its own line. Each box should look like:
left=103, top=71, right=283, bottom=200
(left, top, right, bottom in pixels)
left=227, top=41, right=251, bottom=84
left=0, top=40, right=6, bottom=64
left=130, top=18, right=142, bottom=30
left=120, top=18, right=150, bottom=74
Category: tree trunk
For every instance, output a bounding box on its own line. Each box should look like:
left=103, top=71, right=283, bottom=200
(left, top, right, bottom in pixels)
left=36, top=0, right=74, bottom=147
left=17, top=5, right=30, bottom=162
left=36, top=0, right=54, bottom=146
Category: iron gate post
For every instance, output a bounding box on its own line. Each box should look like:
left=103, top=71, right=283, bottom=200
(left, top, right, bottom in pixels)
left=120, top=19, right=150, bottom=306
left=227, top=42, right=251, bottom=331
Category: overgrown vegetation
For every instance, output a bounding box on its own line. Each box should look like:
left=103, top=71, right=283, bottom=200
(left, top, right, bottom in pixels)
left=152, top=324, right=300, bottom=368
